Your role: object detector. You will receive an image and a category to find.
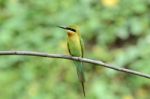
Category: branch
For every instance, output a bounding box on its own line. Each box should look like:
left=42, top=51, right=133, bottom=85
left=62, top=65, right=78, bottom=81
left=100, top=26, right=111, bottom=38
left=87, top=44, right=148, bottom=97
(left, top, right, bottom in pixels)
left=0, top=51, right=150, bottom=79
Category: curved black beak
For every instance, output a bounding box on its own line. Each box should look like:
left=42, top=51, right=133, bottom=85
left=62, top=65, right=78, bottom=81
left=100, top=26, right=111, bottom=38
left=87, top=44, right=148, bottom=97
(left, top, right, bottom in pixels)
left=57, top=26, right=76, bottom=32
left=57, top=26, right=68, bottom=30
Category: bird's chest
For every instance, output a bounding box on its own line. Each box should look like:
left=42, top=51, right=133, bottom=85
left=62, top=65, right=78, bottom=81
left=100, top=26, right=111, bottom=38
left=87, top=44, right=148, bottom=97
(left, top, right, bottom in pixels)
left=67, top=35, right=82, bottom=56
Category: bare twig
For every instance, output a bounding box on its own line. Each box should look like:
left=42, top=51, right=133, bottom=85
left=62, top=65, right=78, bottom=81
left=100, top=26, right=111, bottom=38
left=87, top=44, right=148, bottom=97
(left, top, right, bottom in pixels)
left=0, top=51, right=150, bottom=79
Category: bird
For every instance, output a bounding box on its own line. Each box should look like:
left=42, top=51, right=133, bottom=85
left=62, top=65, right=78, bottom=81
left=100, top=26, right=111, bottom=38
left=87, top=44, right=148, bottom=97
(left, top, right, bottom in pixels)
left=58, top=25, right=85, bottom=96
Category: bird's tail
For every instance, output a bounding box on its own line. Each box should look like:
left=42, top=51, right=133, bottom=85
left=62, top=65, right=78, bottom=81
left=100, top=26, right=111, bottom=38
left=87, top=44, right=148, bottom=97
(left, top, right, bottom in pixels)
left=73, top=61, right=85, bottom=96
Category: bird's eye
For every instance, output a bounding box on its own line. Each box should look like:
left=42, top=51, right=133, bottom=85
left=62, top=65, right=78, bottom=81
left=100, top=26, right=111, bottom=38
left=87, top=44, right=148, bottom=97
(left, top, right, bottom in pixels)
left=66, top=27, right=76, bottom=32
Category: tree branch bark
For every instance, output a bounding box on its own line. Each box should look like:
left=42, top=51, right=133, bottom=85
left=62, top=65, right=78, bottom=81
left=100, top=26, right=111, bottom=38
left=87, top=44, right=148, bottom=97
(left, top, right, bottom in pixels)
left=0, top=51, right=150, bottom=79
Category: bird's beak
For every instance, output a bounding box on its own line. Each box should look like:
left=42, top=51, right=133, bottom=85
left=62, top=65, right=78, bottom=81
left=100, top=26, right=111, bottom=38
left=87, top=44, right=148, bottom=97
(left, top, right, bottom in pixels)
left=57, top=26, right=68, bottom=30
left=57, top=26, right=76, bottom=32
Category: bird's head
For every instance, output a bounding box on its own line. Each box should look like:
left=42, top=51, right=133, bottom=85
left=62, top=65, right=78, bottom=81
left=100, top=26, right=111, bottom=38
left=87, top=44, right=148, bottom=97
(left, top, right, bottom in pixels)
left=58, top=25, right=79, bottom=36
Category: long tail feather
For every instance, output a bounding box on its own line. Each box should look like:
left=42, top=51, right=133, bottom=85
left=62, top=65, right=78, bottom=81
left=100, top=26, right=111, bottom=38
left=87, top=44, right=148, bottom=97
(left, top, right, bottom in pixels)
left=81, top=81, right=85, bottom=96
left=73, top=61, right=85, bottom=96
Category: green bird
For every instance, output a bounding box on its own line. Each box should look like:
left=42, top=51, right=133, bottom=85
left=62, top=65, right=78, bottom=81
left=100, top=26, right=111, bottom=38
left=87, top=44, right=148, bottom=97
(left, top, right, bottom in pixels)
left=58, top=26, right=85, bottom=96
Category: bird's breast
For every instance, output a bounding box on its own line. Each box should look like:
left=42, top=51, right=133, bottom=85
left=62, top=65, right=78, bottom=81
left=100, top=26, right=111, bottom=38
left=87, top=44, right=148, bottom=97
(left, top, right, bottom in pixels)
left=67, top=34, right=82, bottom=56
left=67, top=31, right=74, bottom=37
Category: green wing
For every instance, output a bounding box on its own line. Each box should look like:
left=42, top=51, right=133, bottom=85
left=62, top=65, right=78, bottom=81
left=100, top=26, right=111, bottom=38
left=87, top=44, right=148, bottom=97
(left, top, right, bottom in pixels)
left=80, top=38, right=84, bottom=57
left=67, top=41, right=71, bottom=55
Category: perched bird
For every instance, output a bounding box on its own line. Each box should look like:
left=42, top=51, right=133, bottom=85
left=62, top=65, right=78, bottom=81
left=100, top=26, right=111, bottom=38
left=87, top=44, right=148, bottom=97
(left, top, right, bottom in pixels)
left=58, top=26, right=85, bottom=96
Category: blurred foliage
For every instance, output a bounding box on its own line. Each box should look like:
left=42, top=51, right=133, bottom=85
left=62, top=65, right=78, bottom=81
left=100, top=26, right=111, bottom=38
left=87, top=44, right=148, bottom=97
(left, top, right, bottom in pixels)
left=0, top=0, right=150, bottom=99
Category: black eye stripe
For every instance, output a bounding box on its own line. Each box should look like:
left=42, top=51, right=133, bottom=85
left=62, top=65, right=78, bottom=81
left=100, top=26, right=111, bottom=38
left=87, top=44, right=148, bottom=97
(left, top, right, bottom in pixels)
left=66, top=27, right=76, bottom=32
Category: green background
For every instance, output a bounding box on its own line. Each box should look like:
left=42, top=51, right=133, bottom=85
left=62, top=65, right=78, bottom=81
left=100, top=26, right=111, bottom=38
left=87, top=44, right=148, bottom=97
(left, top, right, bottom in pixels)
left=0, top=0, right=150, bottom=99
